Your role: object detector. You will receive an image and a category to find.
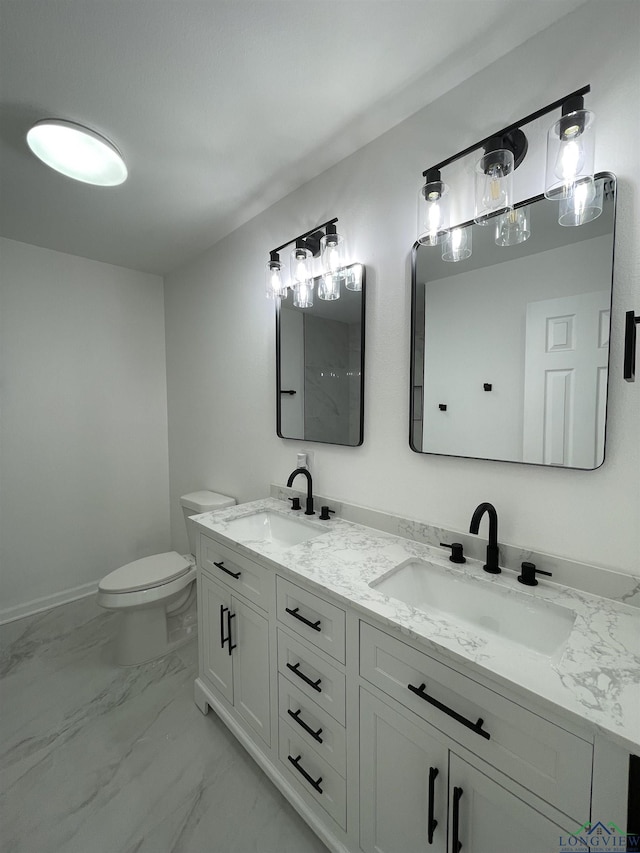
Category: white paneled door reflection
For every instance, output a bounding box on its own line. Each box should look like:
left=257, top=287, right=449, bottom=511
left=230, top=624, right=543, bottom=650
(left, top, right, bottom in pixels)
left=523, top=291, right=609, bottom=468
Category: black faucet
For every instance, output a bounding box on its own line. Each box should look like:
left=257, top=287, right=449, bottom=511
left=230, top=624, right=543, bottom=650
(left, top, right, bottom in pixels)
left=469, top=502, right=501, bottom=574
left=286, top=468, right=315, bottom=516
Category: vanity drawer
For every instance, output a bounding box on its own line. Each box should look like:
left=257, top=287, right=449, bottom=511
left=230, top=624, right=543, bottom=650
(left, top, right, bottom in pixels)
left=278, top=717, right=347, bottom=830
left=360, top=622, right=592, bottom=821
left=278, top=629, right=346, bottom=725
left=276, top=577, right=346, bottom=663
left=278, top=674, right=346, bottom=777
left=200, top=535, right=271, bottom=611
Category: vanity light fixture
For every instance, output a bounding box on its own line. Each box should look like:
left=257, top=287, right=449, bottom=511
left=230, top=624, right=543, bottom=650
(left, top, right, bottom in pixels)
left=417, top=84, right=595, bottom=245
left=265, top=217, right=346, bottom=306
left=26, top=119, right=128, bottom=186
left=417, top=168, right=450, bottom=246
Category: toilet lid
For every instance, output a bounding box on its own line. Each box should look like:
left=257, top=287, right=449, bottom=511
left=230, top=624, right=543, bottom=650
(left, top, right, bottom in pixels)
left=99, top=551, right=192, bottom=594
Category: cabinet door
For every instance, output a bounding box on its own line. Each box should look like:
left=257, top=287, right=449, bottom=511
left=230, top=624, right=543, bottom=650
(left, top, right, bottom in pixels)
left=200, top=575, right=233, bottom=704
left=360, top=688, right=448, bottom=853
left=449, top=753, right=574, bottom=853
left=232, top=596, right=271, bottom=746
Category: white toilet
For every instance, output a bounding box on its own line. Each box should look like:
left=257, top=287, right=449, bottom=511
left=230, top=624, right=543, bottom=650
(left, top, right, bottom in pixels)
left=97, top=490, right=235, bottom=665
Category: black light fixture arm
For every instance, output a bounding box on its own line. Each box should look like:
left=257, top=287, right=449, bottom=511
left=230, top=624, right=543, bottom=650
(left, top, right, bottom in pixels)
left=271, top=217, right=339, bottom=257
left=422, top=84, right=590, bottom=177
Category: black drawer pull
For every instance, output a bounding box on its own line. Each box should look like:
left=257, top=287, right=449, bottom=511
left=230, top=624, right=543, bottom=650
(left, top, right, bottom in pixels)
left=220, top=604, right=229, bottom=649
left=213, top=560, right=241, bottom=579
left=227, top=610, right=236, bottom=655
left=452, top=786, right=463, bottom=852
left=285, top=606, right=321, bottom=632
left=286, top=662, right=322, bottom=693
left=287, top=754, right=323, bottom=794
left=287, top=708, right=324, bottom=743
left=428, top=766, right=438, bottom=844
left=407, top=683, right=490, bottom=740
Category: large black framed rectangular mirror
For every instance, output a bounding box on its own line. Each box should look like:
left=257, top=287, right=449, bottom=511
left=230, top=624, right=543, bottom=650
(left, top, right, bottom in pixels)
left=277, top=263, right=365, bottom=446
left=410, top=174, right=616, bottom=469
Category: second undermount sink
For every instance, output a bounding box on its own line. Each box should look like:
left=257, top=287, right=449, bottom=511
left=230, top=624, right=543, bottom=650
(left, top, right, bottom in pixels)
left=370, top=559, right=576, bottom=656
left=223, top=511, right=327, bottom=548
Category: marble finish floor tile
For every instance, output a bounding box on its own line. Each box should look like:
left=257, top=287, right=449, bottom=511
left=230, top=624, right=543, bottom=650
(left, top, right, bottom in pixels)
left=0, top=598, right=328, bottom=853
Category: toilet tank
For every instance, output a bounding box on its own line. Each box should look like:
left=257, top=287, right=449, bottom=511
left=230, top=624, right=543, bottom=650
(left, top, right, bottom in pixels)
left=180, top=490, right=236, bottom=556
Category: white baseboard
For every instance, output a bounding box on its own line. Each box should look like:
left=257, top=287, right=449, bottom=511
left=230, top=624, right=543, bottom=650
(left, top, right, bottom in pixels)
left=0, top=581, right=99, bottom=625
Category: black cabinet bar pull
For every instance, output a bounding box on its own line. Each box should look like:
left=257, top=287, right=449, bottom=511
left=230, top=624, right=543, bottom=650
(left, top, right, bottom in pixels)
left=287, top=708, right=324, bottom=743
left=280, top=389, right=297, bottom=395
left=220, top=604, right=229, bottom=649
left=287, top=754, right=323, bottom=794
left=227, top=610, right=236, bottom=655
left=452, top=786, right=463, bottom=852
left=213, top=559, right=241, bottom=579
left=286, top=662, right=322, bottom=692
left=428, top=766, right=438, bottom=844
left=285, top=606, right=321, bottom=632
left=407, top=683, right=490, bottom=740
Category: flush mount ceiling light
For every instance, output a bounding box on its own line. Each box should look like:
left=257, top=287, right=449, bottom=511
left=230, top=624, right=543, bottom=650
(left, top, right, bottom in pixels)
left=26, top=119, right=128, bottom=186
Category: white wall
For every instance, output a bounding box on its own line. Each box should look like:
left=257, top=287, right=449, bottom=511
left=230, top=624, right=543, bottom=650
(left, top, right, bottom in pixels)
left=164, top=1, right=640, bottom=575
left=0, top=238, right=171, bottom=616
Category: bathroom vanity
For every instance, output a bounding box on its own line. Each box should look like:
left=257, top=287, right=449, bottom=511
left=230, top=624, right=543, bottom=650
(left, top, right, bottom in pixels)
left=193, top=498, right=639, bottom=853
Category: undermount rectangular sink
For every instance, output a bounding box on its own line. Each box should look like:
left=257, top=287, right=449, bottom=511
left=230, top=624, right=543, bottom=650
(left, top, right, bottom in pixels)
left=370, top=559, right=576, bottom=656
left=223, top=511, right=327, bottom=548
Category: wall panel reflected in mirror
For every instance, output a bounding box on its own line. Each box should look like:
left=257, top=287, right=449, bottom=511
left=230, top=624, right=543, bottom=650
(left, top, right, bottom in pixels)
left=277, top=263, right=365, bottom=446
left=410, top=174, right=616, bottom=469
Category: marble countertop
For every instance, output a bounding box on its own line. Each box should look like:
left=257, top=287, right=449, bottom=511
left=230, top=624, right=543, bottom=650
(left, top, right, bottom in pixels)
left=193, top=498, right=640, bottom=753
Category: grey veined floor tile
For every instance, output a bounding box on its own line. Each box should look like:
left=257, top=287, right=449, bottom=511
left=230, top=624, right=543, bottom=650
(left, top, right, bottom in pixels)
left=0, top=598, right=328, bottom=853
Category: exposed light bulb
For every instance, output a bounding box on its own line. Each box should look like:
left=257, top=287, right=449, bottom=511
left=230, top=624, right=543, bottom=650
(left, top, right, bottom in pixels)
left=545, top=102, right=595, bottom=200
left=418, top=171, right=449, bottom=245
left=442, top=225, right=472, bottom=262
left=265, top=254, right=285, bottom=299
left=475, top=146, right=514, bottom=224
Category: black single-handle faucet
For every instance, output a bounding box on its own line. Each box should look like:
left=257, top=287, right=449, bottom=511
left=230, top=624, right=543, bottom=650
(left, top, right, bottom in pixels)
left=286, top=468, right=315, bottom=516
left=469, top=502, right=501, bottom=574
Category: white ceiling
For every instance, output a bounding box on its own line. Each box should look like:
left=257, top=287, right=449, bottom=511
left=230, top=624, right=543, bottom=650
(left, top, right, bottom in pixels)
left=0, top=0, right=587, bottom=274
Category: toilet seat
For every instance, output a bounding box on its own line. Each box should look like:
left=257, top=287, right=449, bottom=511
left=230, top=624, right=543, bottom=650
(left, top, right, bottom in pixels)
left=99, top=551, right=192, bottom=594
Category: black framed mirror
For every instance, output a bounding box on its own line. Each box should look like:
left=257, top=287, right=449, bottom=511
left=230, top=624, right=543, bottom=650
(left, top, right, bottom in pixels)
left=277, top=262, right=365, bottom=446
left=410, top=174, right=616, bottom=469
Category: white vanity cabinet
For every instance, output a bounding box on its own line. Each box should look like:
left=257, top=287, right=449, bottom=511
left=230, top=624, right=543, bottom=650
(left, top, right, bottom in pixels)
left=360, top=688, right=575, bottom=853
left=194, top=518, right=630, bottom=853
left=197, top=539, right=273, bottom=749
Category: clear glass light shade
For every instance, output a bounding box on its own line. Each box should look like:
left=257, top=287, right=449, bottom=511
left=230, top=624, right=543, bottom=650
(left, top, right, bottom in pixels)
left=495, top=206, right=531, bottom=246
left=417, top=180, right=450, bottom=246
left=475, top=148, right=514, bottom=224
left=545, top=109, right=595, bottom=199
left=345, top=263, right=363, bottom=292
left=290, top=246, right=313, bottom=284
left=318, top=273, right=341, bottom=301
left=320, top=231, right=345, bottom=275
left=558, top=177, right=603, bottom=227
left=442, top=226, right=472, bottom=262
left=265, top=260, right=286, bottom=299
left=293, top=280, right=314, bottom=309
left=26, top=119, right=128, bottom=186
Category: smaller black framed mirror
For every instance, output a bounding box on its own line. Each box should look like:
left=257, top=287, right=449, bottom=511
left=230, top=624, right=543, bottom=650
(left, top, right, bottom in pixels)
left=276, top=263, right=365, bottom=446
